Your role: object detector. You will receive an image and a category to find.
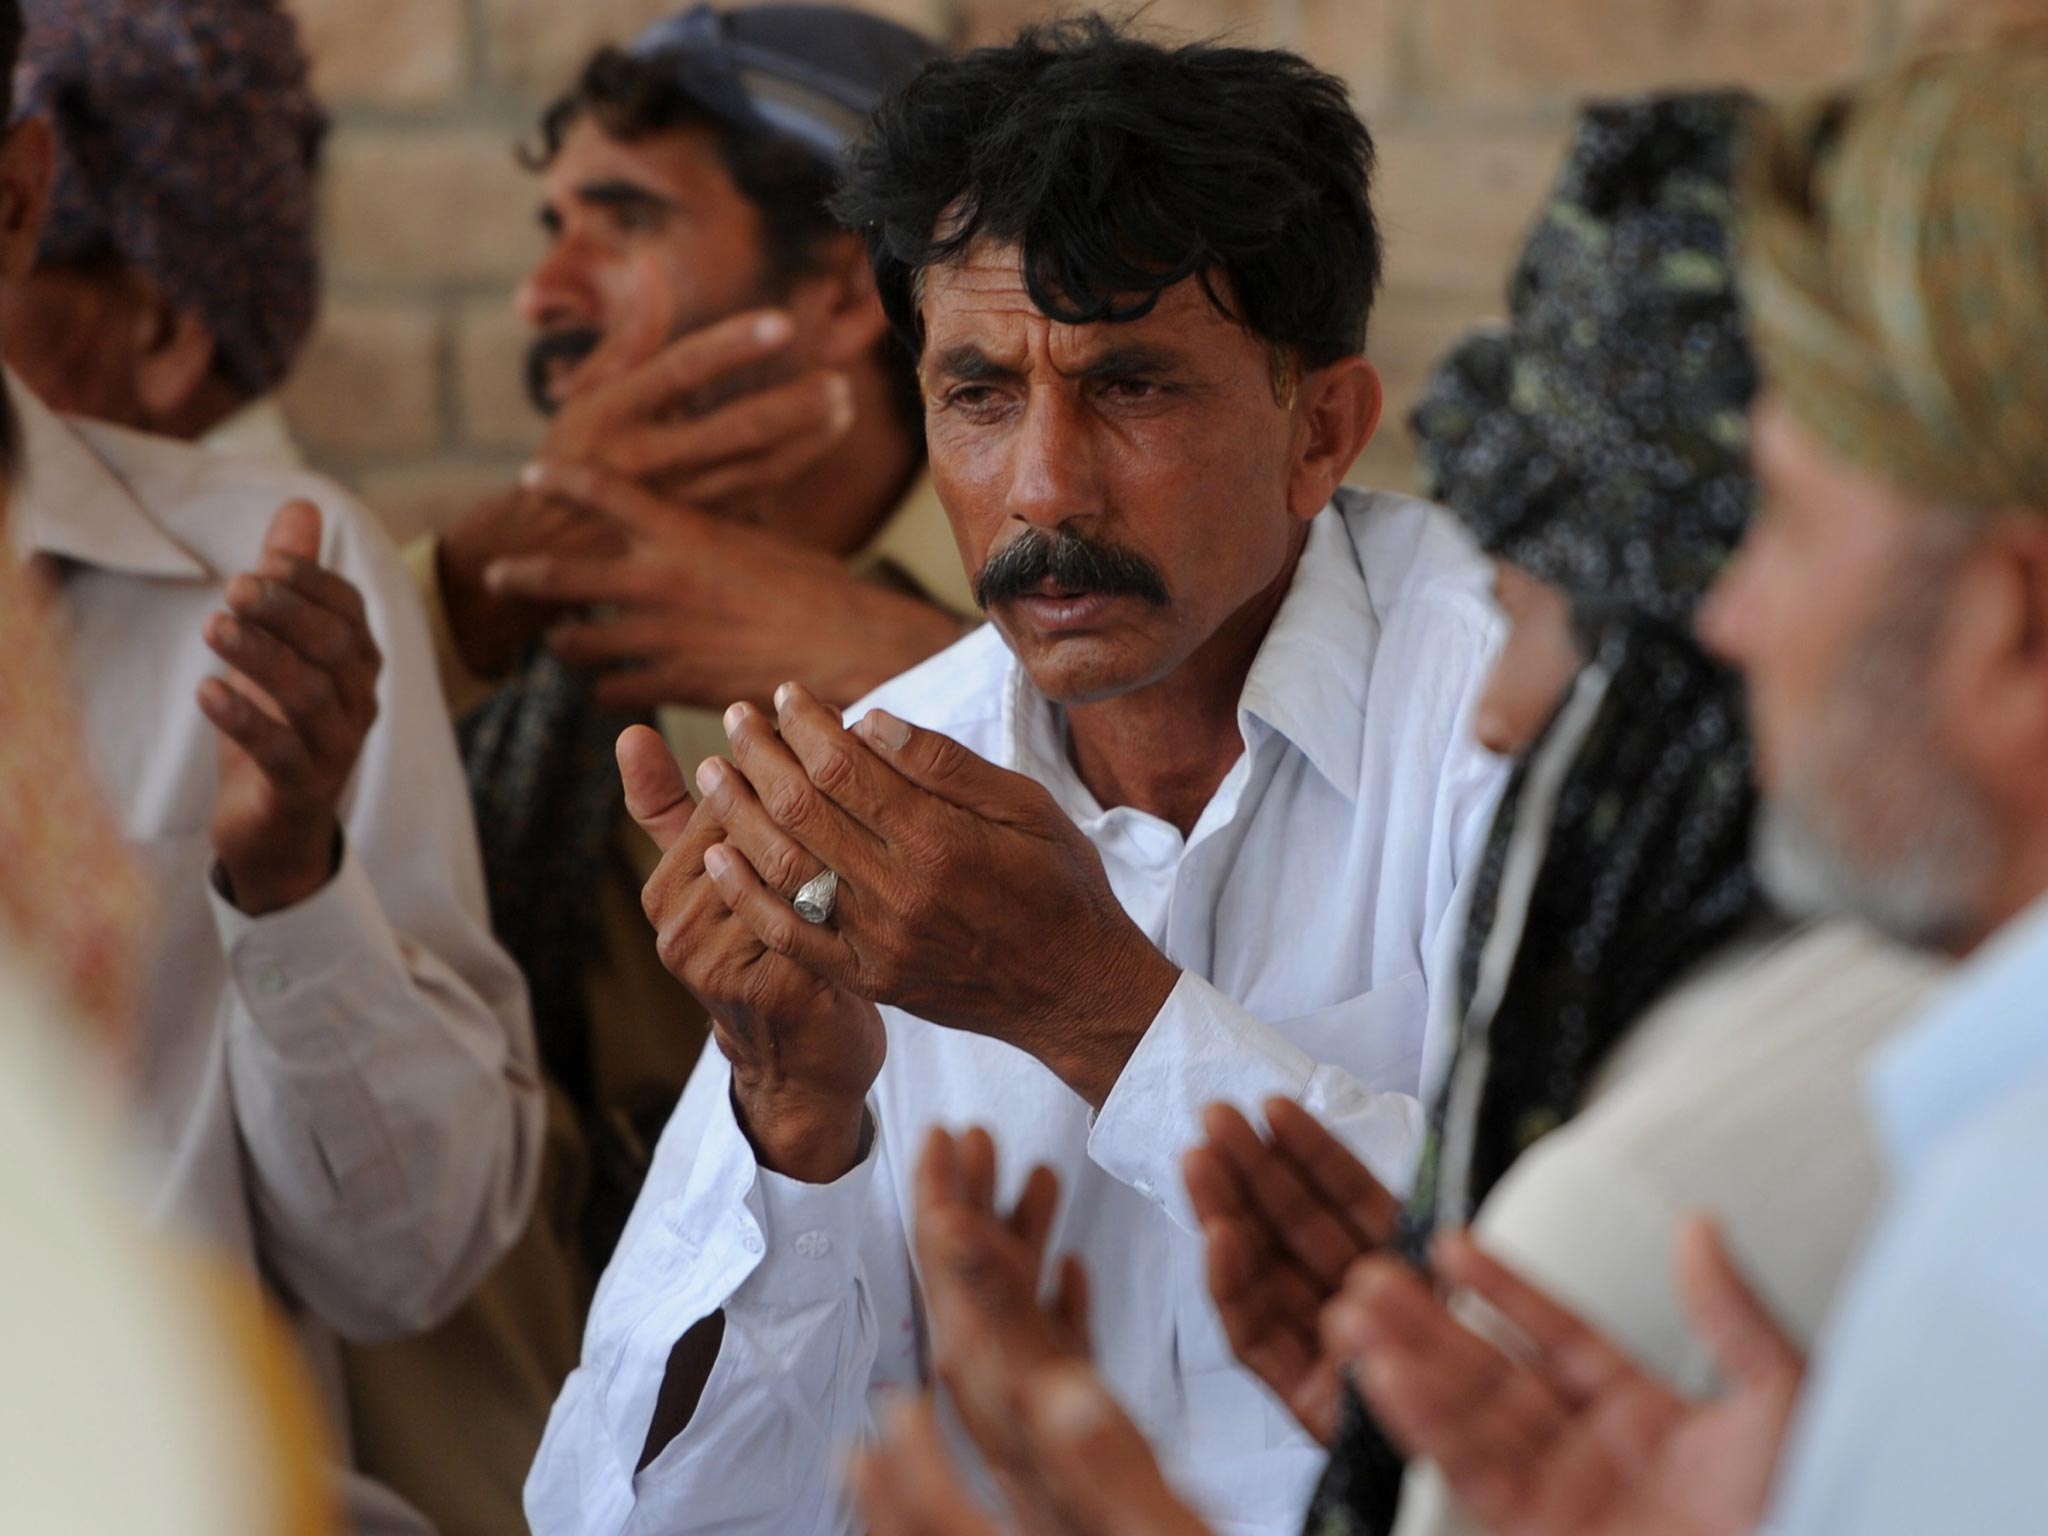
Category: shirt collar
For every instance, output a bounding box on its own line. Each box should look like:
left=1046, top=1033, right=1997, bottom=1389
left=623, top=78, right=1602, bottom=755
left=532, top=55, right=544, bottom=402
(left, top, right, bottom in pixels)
left=999, top=501, right=1380, bottom=819
left=1868, top=893, right=2048, bottom=1174
left=2, top=371, right=209, bottom=580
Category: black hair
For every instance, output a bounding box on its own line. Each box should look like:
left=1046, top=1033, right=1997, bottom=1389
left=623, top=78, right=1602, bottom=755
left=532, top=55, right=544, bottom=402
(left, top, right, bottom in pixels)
left=0, top=0, right=20, bottom=121
left=834, top=14, right=1383, bottom=370
left=530, top=45, right=923, bottom=442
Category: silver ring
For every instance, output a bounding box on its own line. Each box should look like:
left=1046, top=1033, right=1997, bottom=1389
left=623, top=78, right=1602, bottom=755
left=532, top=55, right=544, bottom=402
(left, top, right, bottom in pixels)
left=792, top=868, right=840, bottom=925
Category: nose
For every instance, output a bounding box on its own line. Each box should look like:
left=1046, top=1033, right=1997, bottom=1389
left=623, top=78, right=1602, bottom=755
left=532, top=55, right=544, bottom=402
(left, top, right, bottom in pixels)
left=1004, top=389, right=1103, bottom=533
left=516, top=235, right=599, bottom=334
left=1694, top=542, right=1754, bottom=666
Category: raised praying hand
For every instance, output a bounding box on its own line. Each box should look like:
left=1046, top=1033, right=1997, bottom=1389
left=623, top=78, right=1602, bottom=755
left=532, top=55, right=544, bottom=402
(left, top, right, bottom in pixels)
left=1328, top=1218, right=1805, bottom=1536
left=1184, top=1097, right=1400, bottom=1444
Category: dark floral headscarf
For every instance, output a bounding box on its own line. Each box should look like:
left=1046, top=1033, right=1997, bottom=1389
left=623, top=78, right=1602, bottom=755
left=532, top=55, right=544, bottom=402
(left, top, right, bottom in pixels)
left=17, top=0, right=327, bottom=397
left=1306, top=91, right=1767, bottom=1536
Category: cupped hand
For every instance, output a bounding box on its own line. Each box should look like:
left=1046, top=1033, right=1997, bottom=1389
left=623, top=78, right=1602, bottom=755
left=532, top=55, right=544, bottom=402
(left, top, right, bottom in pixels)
left=689, top=685, right=1183, bottom=1107
left=1327, top=1217, right=1804, bottom=1536
left=619, top=724, right=883, bottom=1183
left=201, top=501, right=380, bottom=916
left=1183, top=1098, right=1400, bottom=1444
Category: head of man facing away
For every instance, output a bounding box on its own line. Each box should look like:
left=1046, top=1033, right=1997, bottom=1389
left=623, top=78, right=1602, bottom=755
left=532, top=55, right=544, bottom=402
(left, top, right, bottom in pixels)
left=0, top=0, right=324, bottom=443
left=1697, top=38, right=2048, bottom=958
left=834, top=15, right=1388, bottom=730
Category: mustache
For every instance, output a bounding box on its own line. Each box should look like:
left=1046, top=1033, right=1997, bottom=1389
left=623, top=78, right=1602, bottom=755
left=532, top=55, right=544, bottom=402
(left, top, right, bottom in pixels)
left=524, top=328, right=602, bottom=416
left=973, top=528, right=1170, bottom=611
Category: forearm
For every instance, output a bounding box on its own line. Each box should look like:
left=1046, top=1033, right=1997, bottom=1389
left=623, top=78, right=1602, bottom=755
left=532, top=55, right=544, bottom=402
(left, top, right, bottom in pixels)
left=528, top=1059, right=889, bottom=1535
left=215, top=846, right=543, bottom=1337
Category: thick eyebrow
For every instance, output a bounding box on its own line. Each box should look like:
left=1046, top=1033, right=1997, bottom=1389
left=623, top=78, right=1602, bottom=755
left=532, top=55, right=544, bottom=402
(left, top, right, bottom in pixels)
left=573, top=179, right=685, bottom=218
left=1065, top=342, right=1183, bottom=380
left=926, top=344, right=1022, bottom=385
left=925, top=340, right=1188, bottom=385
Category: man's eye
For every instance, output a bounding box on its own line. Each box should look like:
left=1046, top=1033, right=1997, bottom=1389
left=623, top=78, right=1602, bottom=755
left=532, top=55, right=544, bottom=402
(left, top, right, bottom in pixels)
left=1102, top=377, right=1160, bottom=400
left=945, top=386, right=1004, bottom=412
left=615, top=206, right=669, bottom=234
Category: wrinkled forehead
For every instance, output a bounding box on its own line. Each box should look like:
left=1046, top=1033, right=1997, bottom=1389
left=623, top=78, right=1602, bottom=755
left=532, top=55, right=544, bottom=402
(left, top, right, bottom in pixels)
left=914, top=237, right=1253, bottom=371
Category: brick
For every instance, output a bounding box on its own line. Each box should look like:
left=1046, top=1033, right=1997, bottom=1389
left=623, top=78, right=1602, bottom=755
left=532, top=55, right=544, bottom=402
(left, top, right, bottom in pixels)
left=1415, top=0, right=1880, bottom=101
left=289, top=0, right=467, bottom=109
left=356, top=463, right=527, bottom=547
left=482, top=0, right=943, bottom=97
left=457, top=302, right=547, bottom=454
left=1897, top=0, right=2048, bottom=53
left=1373, top=122, right=1570, bottom=298
left=1367, top=288, right=1502, bottom=445
left=954, top=0, right=1277, bottom=48
left=324, top=130, right=542, bottom=286
left=1303, top=0, right=1403, bottom=107
left=278, top=300, right=444, bottom=460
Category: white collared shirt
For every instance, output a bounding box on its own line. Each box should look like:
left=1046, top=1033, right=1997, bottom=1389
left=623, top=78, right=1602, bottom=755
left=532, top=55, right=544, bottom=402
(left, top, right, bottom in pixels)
left=3, top=375, right=544, bottom=1534
left=526, top=492, right=1507, bottom=1536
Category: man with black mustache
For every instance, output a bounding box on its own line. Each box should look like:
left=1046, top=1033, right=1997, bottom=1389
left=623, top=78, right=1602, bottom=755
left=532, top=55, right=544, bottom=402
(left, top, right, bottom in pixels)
left=355, top=8, right=975, bottom=1532
left=529, top=21, right=1509, bottom=1536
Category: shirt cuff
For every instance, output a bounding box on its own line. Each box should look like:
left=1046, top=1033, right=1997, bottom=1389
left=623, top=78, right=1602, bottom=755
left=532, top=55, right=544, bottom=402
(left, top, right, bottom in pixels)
left=402, top=532, right=499, bottom=721
left=1088, top=970, right=1314, bottom=1232
left=732, top=1105, right=880, bottom=1313
left=210, top=840, right=411, bottom=1034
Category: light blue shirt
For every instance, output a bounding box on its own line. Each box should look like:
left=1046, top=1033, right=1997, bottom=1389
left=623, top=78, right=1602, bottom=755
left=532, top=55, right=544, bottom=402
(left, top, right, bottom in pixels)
left=1765, top=894, right=2048, bottom=1534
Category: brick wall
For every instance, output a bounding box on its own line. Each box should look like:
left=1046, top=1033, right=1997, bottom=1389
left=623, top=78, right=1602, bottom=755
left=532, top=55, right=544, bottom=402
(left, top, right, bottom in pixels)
left=278, top=0, right=2003, bottom=540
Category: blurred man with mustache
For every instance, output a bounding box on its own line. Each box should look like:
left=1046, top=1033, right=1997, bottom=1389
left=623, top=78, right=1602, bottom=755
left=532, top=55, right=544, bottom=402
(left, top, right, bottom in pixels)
left=351, top=8, right=976, bottom=1532
left=528, top=20, right=1508, bottom=1535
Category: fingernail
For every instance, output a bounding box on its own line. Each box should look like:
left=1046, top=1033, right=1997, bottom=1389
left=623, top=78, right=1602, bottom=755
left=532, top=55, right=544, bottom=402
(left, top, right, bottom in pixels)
left=826, top=373, right=854, bottom=424
left=773, top=682, right=794, bottom=713
left=1031, top=1367, right=1112, bottom=1437
left=697, top=758, right=726, bottom=796
left=861, top=709, right=911, bottom=750
left=754, top=312, right=792, bottom=345
left=723, top=702, right=747, bottom=737
left=704, top=844, right=731, bottom=879
left=519, top=462, right=545, bottom=490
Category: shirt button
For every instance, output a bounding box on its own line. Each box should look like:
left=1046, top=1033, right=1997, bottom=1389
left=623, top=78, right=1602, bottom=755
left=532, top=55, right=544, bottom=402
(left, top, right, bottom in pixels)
left=1135, top=1178, right=1156, bottom=1199
left=739, top=1228, right=764, bottom=1256
left=252, top=966, right=288, bottom=997
left=795, top=1230, right=831, bottom=1260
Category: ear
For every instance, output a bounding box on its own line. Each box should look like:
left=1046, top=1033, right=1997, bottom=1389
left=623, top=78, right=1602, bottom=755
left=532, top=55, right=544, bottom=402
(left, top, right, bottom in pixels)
left=783, top=229, right=891, bottom=368
left=1287, top=355, right=1383, bottom=523
left=131, top=290, right=222, bottom=425
left=1939, top=513, right=2048, bottom=819
left=0, top=118, right=55, bottom=287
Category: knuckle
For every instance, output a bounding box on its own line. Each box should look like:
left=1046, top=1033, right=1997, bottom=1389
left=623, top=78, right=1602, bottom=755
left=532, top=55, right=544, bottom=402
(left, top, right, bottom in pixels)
left=806, top=743, right=861, bottom=801
left=760, top=844, right=808, bottom=897
left=757, top=911, right=803, bottom=959
left=763, top=776, right=818, bottom=834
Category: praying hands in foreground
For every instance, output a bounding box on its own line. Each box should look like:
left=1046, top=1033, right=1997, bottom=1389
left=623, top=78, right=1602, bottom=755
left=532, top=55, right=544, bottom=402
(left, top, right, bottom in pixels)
left=866, top=1108, right=1809, bottom=1536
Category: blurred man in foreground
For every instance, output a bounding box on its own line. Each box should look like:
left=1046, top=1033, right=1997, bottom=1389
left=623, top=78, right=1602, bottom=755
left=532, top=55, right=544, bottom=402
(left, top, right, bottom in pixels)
left=0, top=1, right=543, bottom=1528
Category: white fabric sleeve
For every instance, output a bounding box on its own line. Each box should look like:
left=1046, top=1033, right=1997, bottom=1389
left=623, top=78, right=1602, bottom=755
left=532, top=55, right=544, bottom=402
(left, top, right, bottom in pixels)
left=210, top=503, right=542, bottom=1341
left=527, top=1048, right=908, bottom=1536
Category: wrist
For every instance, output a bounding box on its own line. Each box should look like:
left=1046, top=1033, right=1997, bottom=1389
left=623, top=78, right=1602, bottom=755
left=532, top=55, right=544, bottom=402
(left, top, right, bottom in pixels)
left=1049, top=932, right=1182, bottom=1109
left=215, top=821, right=341, bottom=917
left=731, top=1081, right=870, bottom=1185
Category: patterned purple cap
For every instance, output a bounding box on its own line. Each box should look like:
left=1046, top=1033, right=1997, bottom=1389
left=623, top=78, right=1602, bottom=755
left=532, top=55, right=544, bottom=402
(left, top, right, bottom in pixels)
left=16, top=0, right=327, bottom=396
